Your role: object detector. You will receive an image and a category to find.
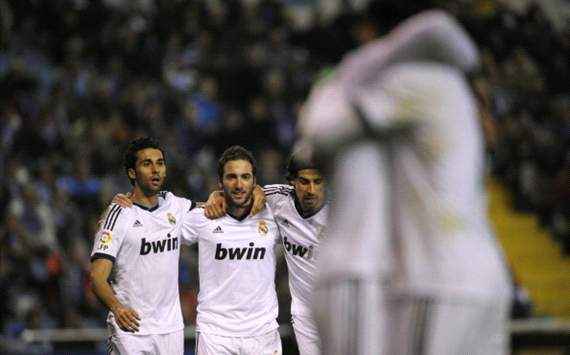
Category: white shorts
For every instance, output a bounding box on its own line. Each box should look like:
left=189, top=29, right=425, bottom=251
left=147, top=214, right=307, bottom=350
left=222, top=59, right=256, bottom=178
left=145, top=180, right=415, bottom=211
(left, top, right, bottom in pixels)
left=315, top=275, right=509, bottom=355
left=107, top=329, right=183, bottom=355
left=385, top=295, right=509, bottom=355
left=291, top=314, right=321, bottom=355
left=195, top=330, right=282, bottom=355
left=313, top=278, right=383, bottom=355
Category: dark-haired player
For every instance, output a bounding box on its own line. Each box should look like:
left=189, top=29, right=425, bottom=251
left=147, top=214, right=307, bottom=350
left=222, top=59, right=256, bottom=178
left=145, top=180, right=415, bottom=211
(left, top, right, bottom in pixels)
left=182, top=145, right=282, bottom=355
left=90, top=137, right=193, bottom=355
left=205, top=144, right=328, bottom=355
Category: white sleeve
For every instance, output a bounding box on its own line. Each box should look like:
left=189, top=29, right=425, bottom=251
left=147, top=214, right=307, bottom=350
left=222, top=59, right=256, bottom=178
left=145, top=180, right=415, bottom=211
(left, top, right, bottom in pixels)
left=339, top=10, right=479, bottom=97
left=298, top=79, right=362, bottom=151
left=90, top=203, right=128, bottom=262
left=299, top=65, right=450, bottom=152
left=181, top=208, right=202, bottom=245
left=263, top=184, right=293, bottom=211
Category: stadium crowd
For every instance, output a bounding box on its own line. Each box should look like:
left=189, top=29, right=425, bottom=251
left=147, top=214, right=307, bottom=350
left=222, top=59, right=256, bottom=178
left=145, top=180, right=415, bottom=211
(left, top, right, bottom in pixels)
left=0, top=0, right=567, bottom=352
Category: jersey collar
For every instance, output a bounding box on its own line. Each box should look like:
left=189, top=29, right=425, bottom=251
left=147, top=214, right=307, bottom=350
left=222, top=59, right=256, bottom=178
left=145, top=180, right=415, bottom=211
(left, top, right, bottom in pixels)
left=134, top=202, right=160, bottom=212
left=226, top=203, right=254, bottom=222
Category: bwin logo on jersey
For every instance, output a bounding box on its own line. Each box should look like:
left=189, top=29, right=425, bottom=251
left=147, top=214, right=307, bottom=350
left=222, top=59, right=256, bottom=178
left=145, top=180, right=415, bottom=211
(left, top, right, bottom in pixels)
left=283, top=236, right=314, bottom=259
left=140, top=233, right=179, bottom=255
left=215, top=242, right=266, bottom=260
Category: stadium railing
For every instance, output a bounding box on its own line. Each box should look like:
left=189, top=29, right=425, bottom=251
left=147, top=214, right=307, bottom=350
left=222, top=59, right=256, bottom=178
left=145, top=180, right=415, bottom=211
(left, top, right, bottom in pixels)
left=11, top=319, right=570, bottom=354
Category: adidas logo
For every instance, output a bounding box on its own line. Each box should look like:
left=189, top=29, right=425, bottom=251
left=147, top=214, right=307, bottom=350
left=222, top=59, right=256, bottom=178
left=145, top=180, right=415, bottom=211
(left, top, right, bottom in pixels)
left=213, top=226, right=224, bottom=234
left=133, top=220, right=143, bottom=227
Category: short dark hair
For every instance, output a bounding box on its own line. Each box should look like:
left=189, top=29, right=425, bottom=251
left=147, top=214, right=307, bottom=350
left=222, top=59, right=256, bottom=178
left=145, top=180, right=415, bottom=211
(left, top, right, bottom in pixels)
left=123, top=137, right=165, bottom=186
left=286, top=147, right=319, bottom=181
left=217, top=145, right=257, bottom=180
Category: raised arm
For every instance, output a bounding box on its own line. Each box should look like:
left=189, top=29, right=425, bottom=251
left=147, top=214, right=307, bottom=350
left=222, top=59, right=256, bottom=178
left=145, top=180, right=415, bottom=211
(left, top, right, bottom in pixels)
left=339, top=10, right=479, bottom=95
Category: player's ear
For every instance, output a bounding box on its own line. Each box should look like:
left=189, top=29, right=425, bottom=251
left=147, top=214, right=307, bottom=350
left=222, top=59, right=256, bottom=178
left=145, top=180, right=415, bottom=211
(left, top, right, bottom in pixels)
left=128, top=168, right=136, bottom=181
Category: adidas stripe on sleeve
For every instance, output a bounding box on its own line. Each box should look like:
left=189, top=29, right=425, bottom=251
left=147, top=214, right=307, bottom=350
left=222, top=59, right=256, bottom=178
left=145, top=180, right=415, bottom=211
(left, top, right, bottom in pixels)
left=91, top=203, right=128, bottom=262
left=263, top=184, right=294, bottom=209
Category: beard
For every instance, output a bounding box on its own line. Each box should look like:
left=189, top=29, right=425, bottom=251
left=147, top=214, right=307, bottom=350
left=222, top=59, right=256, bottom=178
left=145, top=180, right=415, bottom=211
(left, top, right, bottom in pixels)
left=224, top=186, right=253, bottom=208
left=137, top=177, right=164, bottom=197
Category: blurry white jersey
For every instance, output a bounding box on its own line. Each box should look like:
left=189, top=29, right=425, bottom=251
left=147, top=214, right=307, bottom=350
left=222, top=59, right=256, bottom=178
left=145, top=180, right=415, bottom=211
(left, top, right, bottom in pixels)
left=90, top=192, right=193, bottom=335
left=264, top=184, right=328, bottom=316
left=181, top=207, right=280, bottom=336
left=299, top=63, right=510, bottom=301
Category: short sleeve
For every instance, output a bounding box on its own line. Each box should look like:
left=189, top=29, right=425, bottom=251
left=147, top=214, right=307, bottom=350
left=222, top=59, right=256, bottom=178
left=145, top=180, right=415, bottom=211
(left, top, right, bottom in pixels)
left=90, top=203, right=129, bottom=263
left=181, top=208, right=203, bottom=245
left=263, top=184, right=293, bottom=211
left=167, top=191, right=196, bottom=212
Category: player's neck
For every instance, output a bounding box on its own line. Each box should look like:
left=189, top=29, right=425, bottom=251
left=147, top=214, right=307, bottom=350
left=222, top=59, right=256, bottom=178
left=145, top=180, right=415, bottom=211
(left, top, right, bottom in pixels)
left=131, top=187, right=159, bottom=209
left=227, top=200, right=253, bottom=221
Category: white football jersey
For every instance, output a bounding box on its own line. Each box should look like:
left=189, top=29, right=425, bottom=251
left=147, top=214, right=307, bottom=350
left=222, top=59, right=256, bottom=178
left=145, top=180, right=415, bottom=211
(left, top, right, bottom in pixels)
left=90, top=192, right=194, bottom=335
left=300, top=63, right=511, bottom=301
left=181, top=206, right=281, bottom=337
left=263, top=184, right=328, bottom=317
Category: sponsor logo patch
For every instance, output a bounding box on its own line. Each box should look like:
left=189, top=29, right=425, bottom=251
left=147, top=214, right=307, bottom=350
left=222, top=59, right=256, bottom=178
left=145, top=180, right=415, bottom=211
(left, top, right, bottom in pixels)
left=98, top=231, right=112, bottom=251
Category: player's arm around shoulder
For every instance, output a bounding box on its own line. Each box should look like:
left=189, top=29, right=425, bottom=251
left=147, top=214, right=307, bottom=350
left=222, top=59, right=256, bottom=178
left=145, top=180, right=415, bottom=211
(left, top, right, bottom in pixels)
left=263, top=184, right=293, bottom=210
left=204, top=190, right=226, bottom=219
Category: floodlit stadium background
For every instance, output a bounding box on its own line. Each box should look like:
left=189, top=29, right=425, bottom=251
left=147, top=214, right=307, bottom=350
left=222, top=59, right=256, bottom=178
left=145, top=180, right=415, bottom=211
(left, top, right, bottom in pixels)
left=0, top=0, right=568, bottom=354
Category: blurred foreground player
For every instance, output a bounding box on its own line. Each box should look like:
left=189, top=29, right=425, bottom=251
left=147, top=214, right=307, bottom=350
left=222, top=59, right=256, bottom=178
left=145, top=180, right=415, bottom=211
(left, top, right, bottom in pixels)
left=90, top=137, right=193, bottom=355
left=299, top=9, right=511, bottom=355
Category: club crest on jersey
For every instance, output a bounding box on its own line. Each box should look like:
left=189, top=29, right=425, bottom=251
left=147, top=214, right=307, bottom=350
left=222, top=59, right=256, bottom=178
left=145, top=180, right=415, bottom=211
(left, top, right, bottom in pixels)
left=257, top=220, right=268, bottom=236
left=98, top=231, right=112, bottom=251
left=167, top=212, right=176, bottom=225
